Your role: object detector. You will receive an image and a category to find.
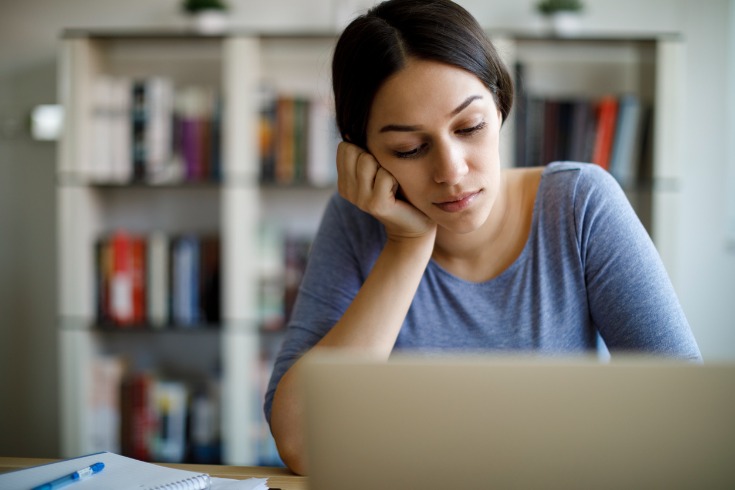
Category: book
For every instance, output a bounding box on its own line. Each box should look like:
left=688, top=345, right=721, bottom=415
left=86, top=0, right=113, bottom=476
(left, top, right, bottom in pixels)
left=172, top=235, right=203, bottom=326
left=147, top=231, right=170, bottom=328
left=110, top=231, right=135, bottom=325
left=90, top=354, right=125, bottom=453
left=307, top=97, right=339, bottom=187
left=608, top=93, right=643, bottom=188
left=151, top=380, right=188, bottom=463
left=189, top=379, right=222, bottom=464
left=590, top=95, right=619, bottom=170
left=0, top=451, right=268, bottom=490
left=145, top=77, right=175, bottom=182
left=120, top=372, right=155, bottom=461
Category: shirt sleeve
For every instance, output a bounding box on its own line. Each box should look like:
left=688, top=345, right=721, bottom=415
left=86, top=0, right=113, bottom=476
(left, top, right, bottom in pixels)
left=573, top=164, right=702, bottom=360
left=263, top=193, right=381, bottom=423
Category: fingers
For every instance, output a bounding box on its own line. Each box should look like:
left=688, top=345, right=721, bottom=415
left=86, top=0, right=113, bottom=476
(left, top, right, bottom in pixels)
left=337, top=141, right=385, bottom=211
left=356, top=152, right=380, bottom=201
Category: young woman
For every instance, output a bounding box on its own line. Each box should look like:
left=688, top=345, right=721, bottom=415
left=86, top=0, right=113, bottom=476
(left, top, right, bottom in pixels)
left=264, top=0, right=701, bottom=474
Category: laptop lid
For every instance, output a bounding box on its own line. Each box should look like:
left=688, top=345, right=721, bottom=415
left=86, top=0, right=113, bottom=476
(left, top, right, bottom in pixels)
left=302, top=353, right=735, bottom=489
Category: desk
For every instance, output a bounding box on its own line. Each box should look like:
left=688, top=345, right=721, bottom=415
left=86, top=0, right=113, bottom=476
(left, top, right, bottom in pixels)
left=0, top=457, right=307, bottom=490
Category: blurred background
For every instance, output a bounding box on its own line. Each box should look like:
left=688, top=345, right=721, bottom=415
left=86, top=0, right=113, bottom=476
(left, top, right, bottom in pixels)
left=0, top=0, right=733, bottom=463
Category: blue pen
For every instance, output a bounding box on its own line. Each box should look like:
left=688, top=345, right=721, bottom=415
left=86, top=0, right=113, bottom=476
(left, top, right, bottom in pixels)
left=31, top=462, right=105, bottom=490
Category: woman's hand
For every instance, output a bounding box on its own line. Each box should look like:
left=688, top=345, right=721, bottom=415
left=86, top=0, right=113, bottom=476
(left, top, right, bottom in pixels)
left=337, top=141, right=436, bottom=240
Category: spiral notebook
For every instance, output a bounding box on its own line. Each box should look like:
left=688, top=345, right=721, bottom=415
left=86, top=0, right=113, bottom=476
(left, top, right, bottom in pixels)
left=0, top=451, right=266, bottom=490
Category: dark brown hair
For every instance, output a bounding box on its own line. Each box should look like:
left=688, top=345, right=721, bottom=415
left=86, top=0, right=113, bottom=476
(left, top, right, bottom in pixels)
left=332, top=0, right=514, bottom=150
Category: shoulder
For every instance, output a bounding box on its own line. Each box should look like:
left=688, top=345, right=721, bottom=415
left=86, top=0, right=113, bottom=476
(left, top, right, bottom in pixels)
left=542, top=161, right=614, bottom=186
left=541, top=161, right=623, bottom=206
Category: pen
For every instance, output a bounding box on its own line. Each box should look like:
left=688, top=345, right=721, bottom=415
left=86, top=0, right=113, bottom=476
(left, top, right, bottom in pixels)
left=31, top=462, right=105, bottom=490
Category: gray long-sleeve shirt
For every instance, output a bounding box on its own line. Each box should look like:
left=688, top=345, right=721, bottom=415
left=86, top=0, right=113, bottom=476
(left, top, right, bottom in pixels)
left=264, top=162, right=702, bottom=422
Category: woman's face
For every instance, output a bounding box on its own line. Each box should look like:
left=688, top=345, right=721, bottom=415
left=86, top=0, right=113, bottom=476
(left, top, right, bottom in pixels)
left=365, top=58, right=504, bottom=235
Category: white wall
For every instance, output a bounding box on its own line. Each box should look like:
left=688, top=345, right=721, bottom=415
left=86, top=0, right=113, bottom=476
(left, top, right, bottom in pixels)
left=0, top=0, right=733, bottom=458
left=674, top=0, right=735, bottom=360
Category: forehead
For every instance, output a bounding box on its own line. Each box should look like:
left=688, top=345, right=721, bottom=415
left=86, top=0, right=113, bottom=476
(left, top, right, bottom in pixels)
left=368, top=58, right=491, bottom=126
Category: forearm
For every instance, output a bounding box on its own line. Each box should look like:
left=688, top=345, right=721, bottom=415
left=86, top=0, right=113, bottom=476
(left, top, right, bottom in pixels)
left=316, top=234, right=435, bottom=352
left=270, top=232, right=435, bottom=474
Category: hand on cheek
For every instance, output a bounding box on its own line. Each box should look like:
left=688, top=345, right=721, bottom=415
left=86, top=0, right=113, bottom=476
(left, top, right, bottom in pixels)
left=337, top=141, right=436, bottom=240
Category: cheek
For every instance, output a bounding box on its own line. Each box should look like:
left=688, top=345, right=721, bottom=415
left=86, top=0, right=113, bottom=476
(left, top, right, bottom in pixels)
left=383, top=165, right=425, bottom=201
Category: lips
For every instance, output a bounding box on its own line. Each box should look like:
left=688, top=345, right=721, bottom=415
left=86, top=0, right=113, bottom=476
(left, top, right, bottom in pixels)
left=433, top=190, right=481, bottom=213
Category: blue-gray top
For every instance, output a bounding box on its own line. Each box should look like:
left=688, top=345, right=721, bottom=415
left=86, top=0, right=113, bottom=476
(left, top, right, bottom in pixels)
left=264, top=162, right=702, bottom=422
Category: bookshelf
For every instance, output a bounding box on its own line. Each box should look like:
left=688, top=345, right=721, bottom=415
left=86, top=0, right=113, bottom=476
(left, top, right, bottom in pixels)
left=57, top=31, right=337, bottom=465
left=493, top=33, right=684, bottom=284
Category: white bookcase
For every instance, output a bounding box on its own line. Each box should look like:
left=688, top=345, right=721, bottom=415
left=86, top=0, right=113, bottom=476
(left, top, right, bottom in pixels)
left=493, top=33, right=684, bottom=286
left=57, top=31, right=336, bottom=465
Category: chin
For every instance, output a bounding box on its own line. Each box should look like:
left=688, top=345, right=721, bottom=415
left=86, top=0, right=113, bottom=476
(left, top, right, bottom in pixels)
left=436, top=213, right=487, bottom=235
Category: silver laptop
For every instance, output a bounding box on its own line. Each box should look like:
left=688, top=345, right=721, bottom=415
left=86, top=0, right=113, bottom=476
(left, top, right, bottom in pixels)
left=301, top=353, right=735, bottom=489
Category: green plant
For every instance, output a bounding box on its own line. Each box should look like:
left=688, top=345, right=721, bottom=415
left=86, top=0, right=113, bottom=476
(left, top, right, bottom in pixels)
left=182, top=0, right=228, bottom=13
left=536, top=0, right=583, bottom=15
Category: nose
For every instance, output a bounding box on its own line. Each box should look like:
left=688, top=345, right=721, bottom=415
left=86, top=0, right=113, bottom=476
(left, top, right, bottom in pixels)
left=432, top=140, right=468, bottom=185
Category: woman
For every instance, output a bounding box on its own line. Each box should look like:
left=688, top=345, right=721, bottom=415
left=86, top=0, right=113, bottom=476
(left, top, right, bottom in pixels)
left=265, top=0, right=701, bottom=474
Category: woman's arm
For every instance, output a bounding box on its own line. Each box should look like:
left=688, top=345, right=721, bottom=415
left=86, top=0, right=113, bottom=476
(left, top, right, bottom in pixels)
left=576, top=166, right=701, bottom=359
left=269, top=231, right=434, bottom=474
left=269, top=142, right=438, bottom=474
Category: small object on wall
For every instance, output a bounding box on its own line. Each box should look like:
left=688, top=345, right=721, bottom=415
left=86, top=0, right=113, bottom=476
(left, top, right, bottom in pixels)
left=536, top=0, right=584, bottom=36
left=182, top=0, right=229, bottom=34
left=31, top=104, right=64, bottom=141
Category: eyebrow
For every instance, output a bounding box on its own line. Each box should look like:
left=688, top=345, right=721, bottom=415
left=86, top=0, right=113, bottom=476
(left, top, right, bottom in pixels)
left=378, top=95, right=484, bottom=133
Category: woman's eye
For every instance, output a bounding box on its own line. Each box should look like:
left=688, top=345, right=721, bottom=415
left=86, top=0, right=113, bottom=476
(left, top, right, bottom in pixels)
left=456, top=121, right=487, bottom=135
left=394, top=143, right=427, bottom=159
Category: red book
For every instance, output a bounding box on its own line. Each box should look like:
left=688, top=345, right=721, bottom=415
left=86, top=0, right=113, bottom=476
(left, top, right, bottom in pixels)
left=131, top=236, right=147, bottom=325
left=96, top=239, right=112, bottom=324
left=121, top=373, right=155, bottom=461
left=110, top=231, right=134, bottom=325
left=591, top=96, right=619, bottom=170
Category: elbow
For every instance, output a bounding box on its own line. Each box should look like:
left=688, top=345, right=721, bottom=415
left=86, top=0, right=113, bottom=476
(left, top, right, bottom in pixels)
left=275, top=436, right=308, bottom=475
left=270, top=365, right=309, bottom=474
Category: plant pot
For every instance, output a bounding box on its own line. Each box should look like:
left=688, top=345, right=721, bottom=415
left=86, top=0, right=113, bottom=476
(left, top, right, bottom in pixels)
left=190, top=9, right=228, bottom=34
left=545, top=12, right=582, bottom=36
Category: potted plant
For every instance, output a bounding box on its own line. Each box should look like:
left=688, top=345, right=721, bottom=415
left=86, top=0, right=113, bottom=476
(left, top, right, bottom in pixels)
left=536, top=0, right=584, bottom=36
left=182, top=0, right=229, bottom=34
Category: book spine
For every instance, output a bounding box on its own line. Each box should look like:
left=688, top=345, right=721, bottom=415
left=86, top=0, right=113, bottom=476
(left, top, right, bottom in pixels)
left=307, top=97, right=338, bottom=186
left=259, top=91, right=277, bottom=183
left=131, top=80, right=148, bottom=182
left=121, top=373, right=155, bottom=461
left=591, top=95, right=619, bottom=170
left=147, top=232, right=170, bottom=328
left=275, top=96, right=295, bottom=185
left=152, top=380, right=189, bottom=463
left=90, top=354, right=125, bottom=453
left=608, top=94, right=643, bottom=188
left=131, top=236, right=146, bottom=325
left=95, top=238, right=111, bottom=325
left=110, top=231, right=134, bottom=326
left=145, top=77, right=175, bottom=183
left=198, top=236, right=221, bottom=324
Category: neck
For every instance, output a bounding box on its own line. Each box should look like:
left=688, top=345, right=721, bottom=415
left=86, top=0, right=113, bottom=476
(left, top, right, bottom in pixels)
left=431, top=168, right=540, bottom=283
left=433, top=172, right=511, bottom=263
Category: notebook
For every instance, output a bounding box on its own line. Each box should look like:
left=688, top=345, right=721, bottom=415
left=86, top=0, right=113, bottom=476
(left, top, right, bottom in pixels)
left=0, top=451, right=267, bottom=490
left=301, top=353, right=735, bottom=489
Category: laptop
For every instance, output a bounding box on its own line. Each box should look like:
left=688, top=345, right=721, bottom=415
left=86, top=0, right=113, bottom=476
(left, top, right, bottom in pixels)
left=301, top=353, right=735, bottom=489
